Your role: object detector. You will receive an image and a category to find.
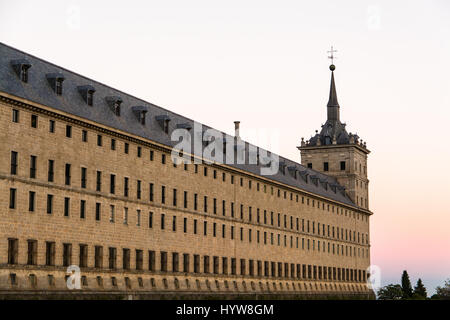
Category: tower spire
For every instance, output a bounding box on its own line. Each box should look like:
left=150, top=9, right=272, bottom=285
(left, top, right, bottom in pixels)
left=327, top=46, right=339, bottom=121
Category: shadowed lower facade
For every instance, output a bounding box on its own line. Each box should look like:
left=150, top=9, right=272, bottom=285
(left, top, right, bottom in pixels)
left=0, top=42, right=374, bottom=299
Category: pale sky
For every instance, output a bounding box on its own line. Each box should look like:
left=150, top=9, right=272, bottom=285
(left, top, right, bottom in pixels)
left=1, top=0, right=449, bottom=295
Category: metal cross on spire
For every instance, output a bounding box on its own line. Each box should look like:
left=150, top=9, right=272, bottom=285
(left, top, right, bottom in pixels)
left=327, top=46, right=337, bottom=65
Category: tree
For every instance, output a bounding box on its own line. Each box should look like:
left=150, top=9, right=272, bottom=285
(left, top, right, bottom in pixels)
left=401, top=270, right=413, bottom=299
left=377, top=284, right=403, bottom=300
left=432, top=279, right=450, bottom=300
left=412, top=278, right=427, bottom=299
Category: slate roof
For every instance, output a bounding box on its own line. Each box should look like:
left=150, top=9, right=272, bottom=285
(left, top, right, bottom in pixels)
left=0, top=42, right=357, bottom=208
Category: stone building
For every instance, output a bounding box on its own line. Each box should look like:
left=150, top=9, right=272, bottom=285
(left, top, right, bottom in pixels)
left=0, top=42, right=373, bottom=299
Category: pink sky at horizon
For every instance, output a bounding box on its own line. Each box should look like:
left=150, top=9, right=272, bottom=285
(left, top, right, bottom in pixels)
left=1, top=0, right=449, bottom=295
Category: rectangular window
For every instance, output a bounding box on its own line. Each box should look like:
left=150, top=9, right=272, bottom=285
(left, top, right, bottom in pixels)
left=148, top=211, right=153, bottom=228
left=172, top=215, right=176, bottom=231
left=97, top=134, right=102, bottom=146
left=137, top=210, right=141, bottom=226
left=65, top=163, right=71, bottom=185
left=150, top=150, right=154, bottom=161
left=160, top=251, right=167, bottom=272
left=161, top=214, right=165, bottom=230
left=172, top=252, right=179, bottom=272
left=123, top=248, right=130, bottom=270
left=12, top=109, right=19, bottom=123
left=124, top=177, right=129, bottom=197
left=136, top=250, right=143, bottom=270
left=109, top=205, right=115, bottom=223
left=148, top=250, right=155, bottom=271
left=95, top=246, right=103, bottom=268
left=222, top=257, right=228, bottom=275
left=66, top=125, right=72, bottom=138
left=63, top=243, right=72, bottom=267
left=124, top=143, right=129, bottom=154
left=194, top=255, right=200, bottom=273
left=161, top=154, right=166, bottom=164
left=137, top=180, right=142, bottom=199
left=340, top=161, right=346, bottom=170
left=30, top=155, right=36, bottom=178
left=110, top=174, right=115, bottom=194
left=109, top=247, right=117, bottom=269
left=31, top=114, right=37, bottom=128
left=194, top=194, right=198, bottom=210
left=46, top=241, right=56, bottom=266
left=307, top=163, right=312, bottom=169
left=9, top=188, right=17, bottom=209
left=64, top=197, right=70, bottom=216
left=95, top=202, right=101, bottom=221
left=194, top=219, right=197, bottom=234
left=184, top=191, right=188, bottom=208
left=82, top=129, right=87, bottom=142
left=324, top=162, right=329, bottom=171
left=161, top=185, right=166, bottom=204
left=137, top=146, right=142, bottom=158
left=81, top=167, right=87, bottom=188
left=149, top=183, right=154, bottom=201
left=111, top=138, right=116, bottom=150
left=123, top=207, right=128, bottom=224
left=96, top=171, right=101, bottom=191
left=28, top=191, right=35, bottom=212
left=27, top=240, right=37, bottom=265
left=183, top=254, right=190, bottom=272
left=8, top=239, right=18, bottom=264
left=49, top=120, right=55, bottom=133
left=183, top=217, right=187, bottom=233
left=173, top=188, right=177, bottom=206
left=46, top=160, right=53, bottom=182
left=80, top=199, right=86, bottom=218
left=10, top=151, right=18, bottom=175
left=47, top=194, right=53, bottom=214
left=204, top=196, right=207, bottom=212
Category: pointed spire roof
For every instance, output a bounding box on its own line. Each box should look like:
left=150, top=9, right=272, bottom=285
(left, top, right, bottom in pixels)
left=327, top=69, right=339, bottom=108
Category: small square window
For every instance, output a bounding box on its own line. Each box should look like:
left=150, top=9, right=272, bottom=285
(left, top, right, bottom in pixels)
left=307, top=163, right=312, bottom=169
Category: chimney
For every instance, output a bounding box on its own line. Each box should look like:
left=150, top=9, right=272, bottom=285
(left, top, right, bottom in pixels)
left=234, top=121, right=240, bottom=139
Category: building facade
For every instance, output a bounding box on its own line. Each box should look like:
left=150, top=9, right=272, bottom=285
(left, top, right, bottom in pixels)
left=0, top=43, right=373, bottom=299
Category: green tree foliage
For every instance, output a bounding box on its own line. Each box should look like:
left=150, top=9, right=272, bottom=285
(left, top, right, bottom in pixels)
left=412, top=278, right=427, bottom=299
left=401, top=270, right=413, bottom=299
left=432, top=279, right=450, bottom=300
left=377, top=284, right=403, bottom=300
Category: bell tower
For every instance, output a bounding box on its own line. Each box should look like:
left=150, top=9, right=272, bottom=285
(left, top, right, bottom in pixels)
left=298, top=55, right=370, bottom=210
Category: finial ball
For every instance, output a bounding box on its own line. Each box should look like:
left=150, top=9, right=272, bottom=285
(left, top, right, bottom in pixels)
left=329, top=64, right=336, bottom=71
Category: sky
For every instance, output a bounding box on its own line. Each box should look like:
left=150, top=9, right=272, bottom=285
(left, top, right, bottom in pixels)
left=1, top=0, right=449, bottom=296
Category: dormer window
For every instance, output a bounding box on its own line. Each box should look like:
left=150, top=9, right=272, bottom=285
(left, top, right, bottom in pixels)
left=106, top=96, right=123, bottom=116
left=20, top=65, right=29, bottom=82
left=78, top=85, right=96, bottom=106
left=132, top=106, right=148, bottom=125
left=114, top=101, right=121, bottom=116
left=11, top=59, right=31, bottom=83
left=156, top=115, right=171, bottom=134
left=46, top=73, right=65, bottom=95
left=55, top=79, right=63, bottom=95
